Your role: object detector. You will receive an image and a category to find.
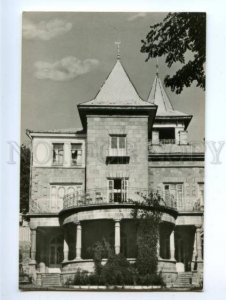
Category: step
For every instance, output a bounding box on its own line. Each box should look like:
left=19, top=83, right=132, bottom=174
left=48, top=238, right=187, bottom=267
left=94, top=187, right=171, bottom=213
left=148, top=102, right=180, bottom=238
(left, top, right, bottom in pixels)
left=41, top=273, right=62, bottom=287
left=173, top=272, right=193, bottom=288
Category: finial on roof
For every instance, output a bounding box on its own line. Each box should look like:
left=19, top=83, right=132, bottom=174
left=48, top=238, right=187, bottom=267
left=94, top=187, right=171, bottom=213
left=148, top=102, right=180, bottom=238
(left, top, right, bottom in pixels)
left=115, top=41, right=121, bottom=60
left=156, top=56, right=159, bottom=77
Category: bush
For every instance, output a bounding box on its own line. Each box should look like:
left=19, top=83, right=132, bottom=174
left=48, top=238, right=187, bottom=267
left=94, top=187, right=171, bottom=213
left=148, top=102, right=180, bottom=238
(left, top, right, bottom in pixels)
left=65, top=255, right=164, bottom=287
left=73, top=269, right=90, bottom=285
left=101, top=254, right=135, bottom=285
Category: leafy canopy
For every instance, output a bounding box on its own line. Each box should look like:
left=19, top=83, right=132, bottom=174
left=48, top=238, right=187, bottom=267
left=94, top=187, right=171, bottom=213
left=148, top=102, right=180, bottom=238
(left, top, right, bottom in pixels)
left=141, top=12, right=206, bottom=93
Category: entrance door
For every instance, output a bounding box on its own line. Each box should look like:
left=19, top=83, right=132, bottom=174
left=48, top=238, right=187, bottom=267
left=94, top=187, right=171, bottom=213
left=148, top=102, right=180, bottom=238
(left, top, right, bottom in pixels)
left=49, top=236, right=63, bottom=267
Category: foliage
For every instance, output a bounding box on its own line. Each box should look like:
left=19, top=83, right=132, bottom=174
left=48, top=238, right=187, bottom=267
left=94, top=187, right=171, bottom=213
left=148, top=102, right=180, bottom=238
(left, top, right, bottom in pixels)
left=66, top=256, right=164, bottom=287
left=101, top=254, right=135, bottom=285
left=131, top=191, right=162, bottom=276
left=141, top=12, right=206, bottom=93
left=88, top=238, right=114, bottom=275
left=20, top=144, right=31, bottom=213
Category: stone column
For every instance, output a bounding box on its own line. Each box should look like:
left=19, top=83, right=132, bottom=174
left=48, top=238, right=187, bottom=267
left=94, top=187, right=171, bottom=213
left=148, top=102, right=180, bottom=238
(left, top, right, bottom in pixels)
left=30, top=227, right=37, bottom=263
left=192, top=230, right=197, bottom=261
left=170, top=230, right=175, bottom=260
left=196, top=227, right=203, bottom=261
left=114, top=219, right=121, bottom=255
left=157, top=230, right=161, bottom=259
left=75, top=222, right=82, bottom=260
left=63, top=238, right=69, bottom=262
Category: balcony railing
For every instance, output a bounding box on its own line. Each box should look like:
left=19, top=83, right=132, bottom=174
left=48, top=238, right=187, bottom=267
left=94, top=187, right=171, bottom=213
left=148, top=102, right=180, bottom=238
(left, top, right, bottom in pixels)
left=160, top=139, right=176, bottom=145
left=62, top=188, right=177, bottom=211
left=108, top=148, right=128, bottom=157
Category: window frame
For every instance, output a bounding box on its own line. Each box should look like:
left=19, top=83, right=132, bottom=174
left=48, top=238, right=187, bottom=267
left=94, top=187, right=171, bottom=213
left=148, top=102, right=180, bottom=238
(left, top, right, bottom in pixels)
left=52, top=143, right=64, bottom=166
left=164, top=182, right=184, bottom=208
left=107, top=178, right=128, bottom=203
left=71, top=143, right=83, bottom=166
left=110, top=135, right=127, bottom=150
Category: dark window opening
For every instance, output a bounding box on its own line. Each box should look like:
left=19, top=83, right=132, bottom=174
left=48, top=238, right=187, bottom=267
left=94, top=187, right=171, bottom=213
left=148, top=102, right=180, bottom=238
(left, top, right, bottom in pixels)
left=108, top=178, right=128, bottom=203
left=159, top=128, right=175, bottom=144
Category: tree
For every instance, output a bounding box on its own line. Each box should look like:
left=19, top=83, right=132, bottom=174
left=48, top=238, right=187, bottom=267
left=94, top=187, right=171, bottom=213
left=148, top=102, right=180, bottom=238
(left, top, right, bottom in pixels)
left=20, top=144, right=31, bottom=214
left=131, top=191, right=163, bottom=276
left=141, top=13, right=206, bottom=93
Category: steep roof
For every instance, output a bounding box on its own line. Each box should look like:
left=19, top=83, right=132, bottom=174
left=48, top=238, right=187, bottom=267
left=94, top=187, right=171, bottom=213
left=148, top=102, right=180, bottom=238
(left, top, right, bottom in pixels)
left=148, top=75, right=187, bottom=117
left=81, top=60, right=151, bottom=106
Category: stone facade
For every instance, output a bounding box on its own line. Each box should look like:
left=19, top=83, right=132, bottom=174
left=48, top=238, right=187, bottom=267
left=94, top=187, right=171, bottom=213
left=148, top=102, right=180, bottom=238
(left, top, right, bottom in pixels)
left=30, top=167, right=85, bottom=213
left=86, top=116, right=148, bottom=197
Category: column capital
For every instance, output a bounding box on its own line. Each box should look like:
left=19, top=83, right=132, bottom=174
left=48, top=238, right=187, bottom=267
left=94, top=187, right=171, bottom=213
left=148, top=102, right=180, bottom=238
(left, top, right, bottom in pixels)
left=74, top=221, right=81, bottom=226
left=195, top=226, right=203, bottom=232
left=30, top=224, right=37, bottom=230
left=114, top=218, right=121, bottom=223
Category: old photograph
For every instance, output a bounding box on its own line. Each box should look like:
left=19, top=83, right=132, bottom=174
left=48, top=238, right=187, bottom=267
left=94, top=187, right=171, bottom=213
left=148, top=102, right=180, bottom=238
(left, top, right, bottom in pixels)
left=19, top=12, right=205, bottom=291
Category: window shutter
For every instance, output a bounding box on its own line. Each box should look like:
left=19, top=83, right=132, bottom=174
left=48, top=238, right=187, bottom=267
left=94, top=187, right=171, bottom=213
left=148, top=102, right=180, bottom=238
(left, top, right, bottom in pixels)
left=177, top=184, right=183, bottom=208
left=108, top=180, right=114, bottom=202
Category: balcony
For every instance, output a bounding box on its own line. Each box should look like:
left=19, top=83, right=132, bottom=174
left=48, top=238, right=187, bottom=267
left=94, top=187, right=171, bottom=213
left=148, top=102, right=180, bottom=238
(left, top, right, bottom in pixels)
left=148, top=140, right=205, bottom=161
left=62, top=188, right=177, bottom=211
left=106, top=148, right=130, bottom=164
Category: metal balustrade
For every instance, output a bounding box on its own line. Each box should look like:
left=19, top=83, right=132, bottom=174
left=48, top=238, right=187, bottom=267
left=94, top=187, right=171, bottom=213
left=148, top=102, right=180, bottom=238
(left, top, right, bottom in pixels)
left=160, top=139, right=176, bottom=145
left=62, top=188, right=178, bottom=210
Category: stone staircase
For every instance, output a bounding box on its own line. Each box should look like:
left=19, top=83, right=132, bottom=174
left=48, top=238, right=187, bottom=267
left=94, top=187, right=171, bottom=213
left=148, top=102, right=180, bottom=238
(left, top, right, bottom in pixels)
left=41, top=273, right=62, bottom=288
left=173, top=272, right=193, bottom=288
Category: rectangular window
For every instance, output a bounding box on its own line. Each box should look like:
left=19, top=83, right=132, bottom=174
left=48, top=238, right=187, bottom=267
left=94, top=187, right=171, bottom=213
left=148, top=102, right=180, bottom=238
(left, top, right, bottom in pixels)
left=159, top=128, right=175, bottom=144
left=110, top=135, right=126, bottom=156
left=53, top=143, right=64, bottom=165
left=108, top=178, right=128, bottom=203
left=71, top=143, right=82, bottom=166
left=110, top=135, right=126, bottom=149
left=164, top=183, right=183, bottom=208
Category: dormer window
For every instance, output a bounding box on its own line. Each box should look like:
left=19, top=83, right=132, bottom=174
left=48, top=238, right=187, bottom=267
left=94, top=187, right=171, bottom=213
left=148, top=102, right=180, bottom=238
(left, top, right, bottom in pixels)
left=159, top=128, right=175, bottom=144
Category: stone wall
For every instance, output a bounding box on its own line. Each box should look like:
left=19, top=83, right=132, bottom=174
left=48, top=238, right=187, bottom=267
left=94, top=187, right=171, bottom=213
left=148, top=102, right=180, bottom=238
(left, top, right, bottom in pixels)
left=86, top=116, right=149, bottom=199
left=148, top=161, right=204, bottom=211
left=30, top=167, right=85, bottom=213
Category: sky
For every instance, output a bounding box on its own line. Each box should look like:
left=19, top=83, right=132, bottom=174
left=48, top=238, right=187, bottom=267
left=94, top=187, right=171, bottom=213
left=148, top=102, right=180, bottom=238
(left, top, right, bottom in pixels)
left=21, top=12, right=205, bottom=143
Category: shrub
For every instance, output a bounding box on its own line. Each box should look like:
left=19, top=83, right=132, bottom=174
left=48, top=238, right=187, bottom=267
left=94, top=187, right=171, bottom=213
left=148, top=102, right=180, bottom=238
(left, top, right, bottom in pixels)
left=101, top=254, right=135, bottom=285
left=73, top=269, right=90, bottom=285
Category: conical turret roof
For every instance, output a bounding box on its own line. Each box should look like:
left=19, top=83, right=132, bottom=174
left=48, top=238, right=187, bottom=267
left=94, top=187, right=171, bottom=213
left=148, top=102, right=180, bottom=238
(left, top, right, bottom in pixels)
left=148, top=75, right=187, bottom=116
left=81, top=60, right=151, bottom=106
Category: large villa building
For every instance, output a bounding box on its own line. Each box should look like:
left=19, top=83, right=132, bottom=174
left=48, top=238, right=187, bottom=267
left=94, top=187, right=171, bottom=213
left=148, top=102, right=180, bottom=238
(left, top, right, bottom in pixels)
left=23, top=56, right=204, bottom=288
